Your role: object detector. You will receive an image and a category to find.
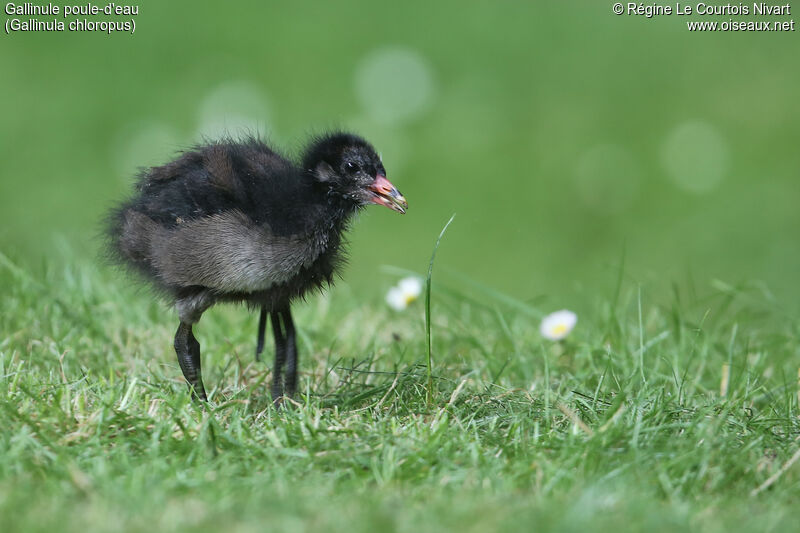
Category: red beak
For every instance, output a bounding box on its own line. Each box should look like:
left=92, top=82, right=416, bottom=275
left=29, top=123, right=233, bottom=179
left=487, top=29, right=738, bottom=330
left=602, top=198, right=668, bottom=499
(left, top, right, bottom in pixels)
left=368, top=175, right=408, bottom=214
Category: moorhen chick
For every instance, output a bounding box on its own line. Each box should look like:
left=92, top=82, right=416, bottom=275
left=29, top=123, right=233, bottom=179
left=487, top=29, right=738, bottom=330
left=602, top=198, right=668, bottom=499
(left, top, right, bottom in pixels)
left=106, top=132, right=407, bottom=403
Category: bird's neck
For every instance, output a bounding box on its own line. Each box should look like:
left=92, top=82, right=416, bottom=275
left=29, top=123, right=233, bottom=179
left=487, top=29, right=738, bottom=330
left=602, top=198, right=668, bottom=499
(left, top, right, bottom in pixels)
left=312, top=181, right=361, bottom=228
left=278, top=184, right=355, bottom=243
left=320, top=198, right=359, bottom=235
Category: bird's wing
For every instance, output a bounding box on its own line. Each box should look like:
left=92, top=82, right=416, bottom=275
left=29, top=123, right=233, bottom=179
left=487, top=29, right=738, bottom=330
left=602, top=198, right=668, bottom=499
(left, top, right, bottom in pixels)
left=135, top=142, right=293, bottom=226
left=150, top=210, right=324, bottom=292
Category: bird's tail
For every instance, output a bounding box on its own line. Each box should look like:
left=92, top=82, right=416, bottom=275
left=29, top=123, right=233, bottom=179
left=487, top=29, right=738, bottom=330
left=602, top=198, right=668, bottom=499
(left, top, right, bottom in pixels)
left=104, top=206, right=159, bottom=272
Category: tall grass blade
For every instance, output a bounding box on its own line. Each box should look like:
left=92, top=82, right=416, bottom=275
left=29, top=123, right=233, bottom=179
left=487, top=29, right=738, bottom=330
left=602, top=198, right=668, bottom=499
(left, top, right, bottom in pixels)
left=426, top=213, right=456, bottom=407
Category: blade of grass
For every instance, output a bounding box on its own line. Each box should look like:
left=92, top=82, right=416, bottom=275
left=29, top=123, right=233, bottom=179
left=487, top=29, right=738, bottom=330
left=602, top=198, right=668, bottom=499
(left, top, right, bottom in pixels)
left=426, top=213, right=456, bottom=408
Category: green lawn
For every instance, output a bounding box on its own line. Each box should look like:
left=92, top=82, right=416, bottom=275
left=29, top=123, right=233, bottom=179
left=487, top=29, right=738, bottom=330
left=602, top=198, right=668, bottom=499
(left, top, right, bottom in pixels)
left=2, top=249, right=798, bottom=532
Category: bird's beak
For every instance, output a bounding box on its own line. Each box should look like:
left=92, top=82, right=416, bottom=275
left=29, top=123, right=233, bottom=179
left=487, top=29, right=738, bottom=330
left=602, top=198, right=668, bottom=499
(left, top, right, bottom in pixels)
left=368, top=175, right=408, bottom=214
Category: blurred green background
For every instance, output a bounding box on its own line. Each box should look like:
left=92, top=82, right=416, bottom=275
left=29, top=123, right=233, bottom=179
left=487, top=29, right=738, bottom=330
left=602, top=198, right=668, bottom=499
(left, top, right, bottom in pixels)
left=1, top=1, right=798, bottom=311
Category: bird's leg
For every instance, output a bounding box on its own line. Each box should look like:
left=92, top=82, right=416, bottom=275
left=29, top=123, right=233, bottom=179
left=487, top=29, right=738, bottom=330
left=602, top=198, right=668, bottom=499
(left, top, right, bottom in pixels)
left=187, top=329, right=206, bottom=399
left=281, top=307, right=298, bottom=398
left=270, top=312, right=287, bottom=405
left=255, top=306, right=267, bottom=361
left=174, top=322, right=207, bottom=401
left=174, top=291, right=212, bottom=401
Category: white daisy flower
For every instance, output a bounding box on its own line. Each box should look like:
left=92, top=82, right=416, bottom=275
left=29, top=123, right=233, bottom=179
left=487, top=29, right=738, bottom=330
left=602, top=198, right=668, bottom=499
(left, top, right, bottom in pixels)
left=386, top=276, right=424, bottom=311
left=540, top=310, right=577, bottom=341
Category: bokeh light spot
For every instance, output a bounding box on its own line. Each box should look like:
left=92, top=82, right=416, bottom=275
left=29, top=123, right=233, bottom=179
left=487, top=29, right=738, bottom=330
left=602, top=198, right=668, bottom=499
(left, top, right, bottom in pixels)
left=355, top=47, right=434, bottom=125
left=345, top=116, right=409, bottom=175
left=197, top=81, right=270, bottom=140
left=113, top=121, right=182, bottom=178
left=573, top=144, right=640, bottom=214
left=661, top=121, right=729, bottom=194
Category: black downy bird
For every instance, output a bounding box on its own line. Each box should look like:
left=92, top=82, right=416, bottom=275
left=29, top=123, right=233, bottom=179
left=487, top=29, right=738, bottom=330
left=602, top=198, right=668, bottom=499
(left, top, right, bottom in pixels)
left=106, top=132, right=407, bottom=403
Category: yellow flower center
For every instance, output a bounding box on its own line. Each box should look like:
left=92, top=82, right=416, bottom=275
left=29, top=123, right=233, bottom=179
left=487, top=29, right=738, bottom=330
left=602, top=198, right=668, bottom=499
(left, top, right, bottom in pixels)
left=551, top=324, right=568, bottom=336
left=404, top=294, right=417, bottom=305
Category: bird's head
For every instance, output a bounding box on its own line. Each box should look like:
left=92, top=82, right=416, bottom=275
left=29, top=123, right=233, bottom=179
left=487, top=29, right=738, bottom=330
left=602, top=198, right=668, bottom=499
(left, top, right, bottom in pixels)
left=304, top=133, right=408, bottom=214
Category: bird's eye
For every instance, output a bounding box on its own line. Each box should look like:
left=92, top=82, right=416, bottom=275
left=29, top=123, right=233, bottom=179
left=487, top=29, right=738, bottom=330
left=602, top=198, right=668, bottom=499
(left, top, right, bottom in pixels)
left=346, top=161, right=359, bottom=172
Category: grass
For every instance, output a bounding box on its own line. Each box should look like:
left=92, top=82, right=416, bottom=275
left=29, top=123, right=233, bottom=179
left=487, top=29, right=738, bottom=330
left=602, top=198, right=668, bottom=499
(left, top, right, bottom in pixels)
left=1, top=249, right=799, bottom=533
left=425, top=213, right=456, bottom=407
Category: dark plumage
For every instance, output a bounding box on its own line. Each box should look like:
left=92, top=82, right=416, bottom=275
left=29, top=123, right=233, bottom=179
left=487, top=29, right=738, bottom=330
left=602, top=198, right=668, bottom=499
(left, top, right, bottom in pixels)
left=106, top=132, right=407, bottom=403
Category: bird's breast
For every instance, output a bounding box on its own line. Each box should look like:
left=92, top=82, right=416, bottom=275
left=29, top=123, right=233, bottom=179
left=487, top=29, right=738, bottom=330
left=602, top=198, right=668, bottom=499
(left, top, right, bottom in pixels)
left=150, top=210, right=341, bottom=295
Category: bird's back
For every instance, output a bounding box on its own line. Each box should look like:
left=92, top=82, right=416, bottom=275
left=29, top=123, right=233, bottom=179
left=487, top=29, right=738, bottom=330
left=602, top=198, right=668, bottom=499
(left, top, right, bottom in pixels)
left=130, top=139, right=303, bottom=227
